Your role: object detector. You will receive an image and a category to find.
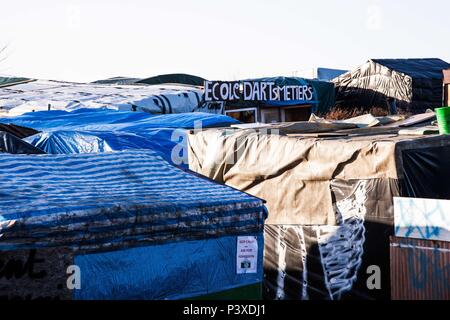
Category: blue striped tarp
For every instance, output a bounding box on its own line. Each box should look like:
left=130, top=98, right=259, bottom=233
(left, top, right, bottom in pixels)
left=0, top=150, right=265, bottom=251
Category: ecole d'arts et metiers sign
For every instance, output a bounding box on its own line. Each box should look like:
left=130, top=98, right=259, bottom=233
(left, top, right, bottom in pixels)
left=204, top=80, right=315, bottom=102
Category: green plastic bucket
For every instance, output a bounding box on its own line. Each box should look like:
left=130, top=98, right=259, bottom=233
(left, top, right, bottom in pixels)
left=435, top=106, right=450, bottom=134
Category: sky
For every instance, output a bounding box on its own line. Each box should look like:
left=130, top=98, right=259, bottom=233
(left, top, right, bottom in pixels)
left=1, top=0, right=449, bottom=83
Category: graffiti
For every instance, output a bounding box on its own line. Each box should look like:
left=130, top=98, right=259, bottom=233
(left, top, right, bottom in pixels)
left=315, top=181, right=367, bottom=300
left=0, top=249, right=47, bottom=280
left=394, top=197, right=450, bottom=242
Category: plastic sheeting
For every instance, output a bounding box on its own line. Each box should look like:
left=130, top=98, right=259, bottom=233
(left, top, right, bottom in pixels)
left=24, top=129, right=185, bottom=162
left=0, top=131, right=45, bottom=154
left=2, top=108, right=239, bottom=163
left=333, top=59, right=450, bottom=114
left=187, top=128, right=450, bottom=299
left=74, top=234, right=263, bottom=300
left=0, top=108, right=239, bottom=132
left=234, top=77, right=335, bottom=114
left=0, top=80, right=204, bottom=116
left=0, top=150, right=266, bottom=252
left=0, top=123, right=39, bottom=138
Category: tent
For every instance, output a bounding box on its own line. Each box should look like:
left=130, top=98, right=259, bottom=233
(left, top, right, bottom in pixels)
left=0, top=150, right=266, bottom=299
left=333, top=58, right=450, bottom=114
left=187, top=123, right=450, bottom=300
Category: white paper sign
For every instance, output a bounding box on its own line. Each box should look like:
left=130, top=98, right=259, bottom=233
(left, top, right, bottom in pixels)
left=236, top=236, right=258, bottom=274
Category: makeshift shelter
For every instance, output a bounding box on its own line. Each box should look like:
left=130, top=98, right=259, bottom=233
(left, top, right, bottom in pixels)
left=0, top=79, right=203, bottom=116
left=187, top=120, right=450, bottom=300
left=0, top=150, right=266, bottom=300
left=2, top=108, right=239, bottom=164
left=0, top=131, right=45, bottom=154
left=333, top=58, right=450, bottom=114
left=136, top=73, right=206, bottom=87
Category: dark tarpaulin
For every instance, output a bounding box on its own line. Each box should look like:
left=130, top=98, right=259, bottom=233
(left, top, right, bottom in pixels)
left=0, top=123, right=39, bottom=139
left=264, top=178, right=398, bottom=300
left=0, top=131, right=45, bottom=154
left=333, top=58, right=450, bottom=114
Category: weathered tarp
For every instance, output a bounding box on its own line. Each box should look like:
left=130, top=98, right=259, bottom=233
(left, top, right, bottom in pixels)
left=0, top=150, right=265, bottom=299
left=0, top=108, right=238, bottom=132
left=0, top=150, right=264, bottom=251
left=187, top=127, right=450, bottom=299
left=2, top=109, right=239, bottom=163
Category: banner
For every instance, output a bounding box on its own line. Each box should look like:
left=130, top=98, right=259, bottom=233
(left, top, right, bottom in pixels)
left=204, top=81, right=314, bottom=102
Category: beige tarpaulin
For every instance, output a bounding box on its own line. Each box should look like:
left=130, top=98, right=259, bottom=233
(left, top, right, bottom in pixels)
left=188, top=127, right=450, bottom=225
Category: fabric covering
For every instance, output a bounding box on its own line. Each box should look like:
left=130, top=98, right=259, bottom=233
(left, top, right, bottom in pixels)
left=74, top=234, right=263, bottom=300
left=235, top=76, right=335, bottom=114
left=0, top=150, right=265, bottom=252
left=0, top=80, right=204, bottom=116
left=333, top=58, right=450, bottom=114
left=0, top=123, right=39, bottom=138
left=0, top=131, right=45, bottom=154
left=187, top=128, right=450, bottom=300
left=2, top=108, right=239, bottom=163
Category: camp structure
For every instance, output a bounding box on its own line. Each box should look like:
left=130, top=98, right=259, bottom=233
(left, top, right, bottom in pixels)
left=92, top=73, right=206, bottom=87
left=443, top=68, right=450, bottom=106
left=0, top=131, right=45, bottom=154
left=0, top=123, right=43, bottom=154
left=334, top=58, right=450, bottom=113
left=0, top=79, right=204, bottom=116
left=333, top=58, right=450, bottom=114
left=1, top=108, right=239, bottom=165
left=136, top=73, right=206, bottom=87
left=0, top=150, right=266, bottom=300
left=187, top=115, right=450, bottom=300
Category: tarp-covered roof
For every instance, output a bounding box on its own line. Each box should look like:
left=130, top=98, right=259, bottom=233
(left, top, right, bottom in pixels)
left=137, top=73, right=206, bottom=86
left=372, top=58, right=450, bottom=79
left=91, top=76, right=141, bottom=85
left=0, top=123, right=39, bottom=138
left=0, top=150, right=264, bottom=251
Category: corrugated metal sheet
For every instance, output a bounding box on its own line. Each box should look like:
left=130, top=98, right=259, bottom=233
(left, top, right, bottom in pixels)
left=390, top=236, right=450, bottom=300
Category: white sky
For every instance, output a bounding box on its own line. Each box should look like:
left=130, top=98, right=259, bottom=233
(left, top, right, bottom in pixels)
left=1, top=0, right=449, bottom=82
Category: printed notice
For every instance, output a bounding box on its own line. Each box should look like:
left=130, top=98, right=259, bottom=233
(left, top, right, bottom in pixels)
left=236, top=236, right=258, bottom=274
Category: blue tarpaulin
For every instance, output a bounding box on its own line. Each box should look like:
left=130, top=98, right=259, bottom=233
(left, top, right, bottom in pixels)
left=1, top=108, right=239, bottom=164
left=0, top=108, right=239, bottom=132
left=0, top=150, right=266, bottom=299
